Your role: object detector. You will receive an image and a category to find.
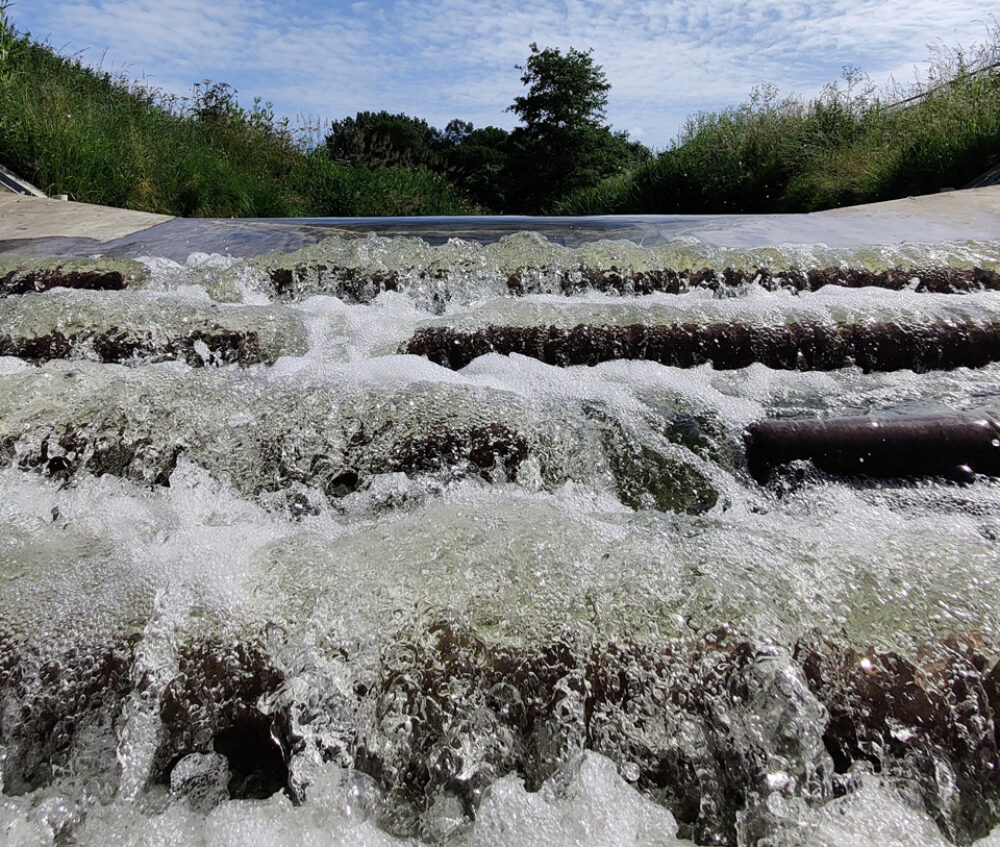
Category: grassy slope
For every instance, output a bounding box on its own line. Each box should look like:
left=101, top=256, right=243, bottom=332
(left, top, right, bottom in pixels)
left=555, top=48, right=1000, bottom=215
left=0, top=31, right=472, bottom=217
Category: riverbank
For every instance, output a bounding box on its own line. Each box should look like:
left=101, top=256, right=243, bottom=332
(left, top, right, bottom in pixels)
left=0, top=31, right=473, bottom=218
left=555, top=39, right=1000, bottom=216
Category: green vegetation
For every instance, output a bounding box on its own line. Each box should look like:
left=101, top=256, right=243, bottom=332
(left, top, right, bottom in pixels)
left=556, top=37, right=1000, bottom=215
left=321, top=47, right=650, bottom=213
left=502, top=44, right=651, bottom=212
left=0, top=16, right=472, bottom=216
left=323, top=111, right=513, bottom=210
left=1, top=1, right=997, bottom=219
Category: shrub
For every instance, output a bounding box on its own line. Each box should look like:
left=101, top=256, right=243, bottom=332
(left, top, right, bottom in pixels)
left=0, top=29, right=473, bottom=217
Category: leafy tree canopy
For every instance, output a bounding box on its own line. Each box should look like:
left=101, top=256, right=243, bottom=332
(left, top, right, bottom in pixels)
left=503, top=44, right=649, bottom=212
left=507, top=43, right=610, bottom=132
left=325, top=111, right=439, bottom=166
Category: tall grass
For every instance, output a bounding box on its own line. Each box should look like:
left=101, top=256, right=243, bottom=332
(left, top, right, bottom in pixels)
left=555, top=32, right=1000, bottom=215
left=0, top=24, right=472, bottom=217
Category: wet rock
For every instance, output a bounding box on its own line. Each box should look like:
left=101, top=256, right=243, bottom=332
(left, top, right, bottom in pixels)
left=1, top=422, right=182, bottom=486
left=4, top=624, right=1000, bottom=845
left=0, top=366, right=718, bottom=515
left=584, top=404, right=719, bottom=514
left=297, top=420, right=535, bottom=499
left=214, top=715, right=290, bottom=800
left=327, top=626, right=1000, bottom=845
left=381, top=423, right=532, bottom=483
left=405, top=320, right=1000, bottom=373
left=797, top=635, right=1000, bottom=843
left=0, top=633, right=290, bottom=803
left=157, top=640, right=287, bottom=799
left=0, top=632, right=138, bottom=796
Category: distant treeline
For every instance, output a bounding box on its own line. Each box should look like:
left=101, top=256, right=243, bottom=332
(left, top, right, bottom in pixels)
left=323, top=112, right=649, bottom=213
left=1, top=7, right=998, bottom=218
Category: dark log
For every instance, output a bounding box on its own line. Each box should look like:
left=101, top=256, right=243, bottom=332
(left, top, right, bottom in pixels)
left=744, top=413, right=1000, bottom=483
left=0, top=328, right=265, bottom=367
left=268, top=265, right=1000, bottom=301
left=0, top=267, right=129, bottom=296
left=404, top=320, right=1000, bottom=372
left=505, top=265, right=1000, bottom=296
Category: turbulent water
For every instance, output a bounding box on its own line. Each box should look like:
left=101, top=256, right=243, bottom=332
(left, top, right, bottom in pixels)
left=3, top=221, right=1000, bottom=846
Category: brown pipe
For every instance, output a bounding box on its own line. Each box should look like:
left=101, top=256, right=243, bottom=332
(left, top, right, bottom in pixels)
left=0, top=268, right=128, bottom=296
left=506, top=265, right=1000, bottom=296
left=404, top=320, right=1000, bottom=372
left=265, top=265, right=1000, bottom=301
left=744, top=413, right=1000, bottom=482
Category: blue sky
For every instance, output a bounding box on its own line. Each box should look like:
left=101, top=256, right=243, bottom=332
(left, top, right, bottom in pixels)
left=10, top=0, right=996, bottom=148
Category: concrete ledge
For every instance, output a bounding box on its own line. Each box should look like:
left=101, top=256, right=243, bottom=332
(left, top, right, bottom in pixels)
left=0, top=186, right=995, bottom=251
left=821, top=185, right=1000, bottom=231
left=0, top=194, right=172, bottom=243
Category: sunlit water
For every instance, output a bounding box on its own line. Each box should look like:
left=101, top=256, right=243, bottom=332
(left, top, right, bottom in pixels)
left=3, top=219, right=1000, bottom=846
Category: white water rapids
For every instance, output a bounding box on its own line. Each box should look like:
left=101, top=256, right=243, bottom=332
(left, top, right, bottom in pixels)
left=2, top=223, right=1000, bottom=846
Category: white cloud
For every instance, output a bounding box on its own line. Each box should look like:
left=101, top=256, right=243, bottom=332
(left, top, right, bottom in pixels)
left=11, top=0, right=995, bottom=147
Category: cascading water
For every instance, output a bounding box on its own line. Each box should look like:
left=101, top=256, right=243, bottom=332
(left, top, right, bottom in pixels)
left=3, top=210, right=1000, bottom=846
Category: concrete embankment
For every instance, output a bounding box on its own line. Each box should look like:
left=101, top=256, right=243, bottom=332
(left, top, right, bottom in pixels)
left=0, top=193, right=172, bottom=243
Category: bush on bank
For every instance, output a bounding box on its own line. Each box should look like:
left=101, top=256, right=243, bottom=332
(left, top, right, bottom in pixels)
left=555, top=38, right=1000, bottom=215
left=0, top=29, right=472, bottom=217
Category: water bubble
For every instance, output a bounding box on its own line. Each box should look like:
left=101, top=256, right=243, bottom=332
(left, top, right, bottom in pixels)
left=620, top=761, right=641, bottom=782
left=766, top=771, right=791, bottom=792
left=169, top=752, right=230, bottom=813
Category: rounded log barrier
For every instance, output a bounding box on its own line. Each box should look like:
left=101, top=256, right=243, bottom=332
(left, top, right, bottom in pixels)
left=0, top=267, right=128, bottom=296
left=744, top=413, right=1000, bottom=482
left=405, top=320, right=1000, bottom=373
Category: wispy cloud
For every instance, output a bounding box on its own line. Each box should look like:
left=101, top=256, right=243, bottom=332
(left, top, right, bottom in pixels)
left=12, top=0, right=994, bottom=147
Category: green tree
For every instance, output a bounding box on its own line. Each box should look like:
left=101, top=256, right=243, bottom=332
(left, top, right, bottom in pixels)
left=325, top=111, right=440, bottom=167
left=508, top=43, right=610, bottom=131
left=504, top=43, right=649, bottom=212
left=443, top=125, right=510, bottom=210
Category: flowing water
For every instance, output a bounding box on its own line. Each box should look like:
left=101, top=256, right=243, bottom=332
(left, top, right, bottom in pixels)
left=3, top=214, right=1000, bottom=846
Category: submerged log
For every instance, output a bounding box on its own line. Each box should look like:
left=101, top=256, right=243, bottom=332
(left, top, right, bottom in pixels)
left=744, top=413, right=1000, bottom=483
left=268, top=265, right=404, bottom=302
left=0, top=327, right=267, bottom=367
left=4, top=626, right=1000, bottom=845
left=405, top=320, right=1000, bottom=372
left=0, top=267, right=129, bottom=296
left=267, top=264, right=1000, bottom=301
left=507, top=265, right=1000, bottom=296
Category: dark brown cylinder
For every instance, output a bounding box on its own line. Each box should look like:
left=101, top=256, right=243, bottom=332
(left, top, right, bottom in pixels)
left=404, top=320, right=1000, bottom=373
left=743, top=413, right=1000, bottom=482
left=0, top=268, right=128, bottom=296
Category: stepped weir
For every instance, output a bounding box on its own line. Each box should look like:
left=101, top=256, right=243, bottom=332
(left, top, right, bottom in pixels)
left=2, top=190, right=1000, bottom=846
